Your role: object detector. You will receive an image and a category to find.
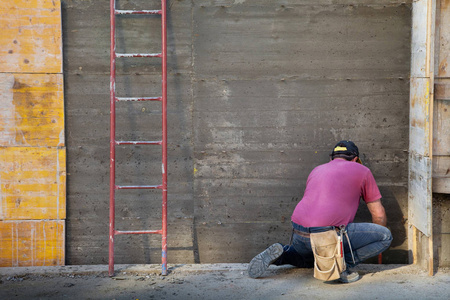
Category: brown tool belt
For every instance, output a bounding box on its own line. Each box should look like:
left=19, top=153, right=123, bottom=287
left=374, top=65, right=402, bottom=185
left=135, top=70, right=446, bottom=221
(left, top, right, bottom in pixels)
left=293, top=228, right=311, bottom=238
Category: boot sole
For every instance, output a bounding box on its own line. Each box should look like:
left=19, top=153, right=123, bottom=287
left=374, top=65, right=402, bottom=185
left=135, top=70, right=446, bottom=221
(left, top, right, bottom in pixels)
left=247, top=243, right=284, bottom=278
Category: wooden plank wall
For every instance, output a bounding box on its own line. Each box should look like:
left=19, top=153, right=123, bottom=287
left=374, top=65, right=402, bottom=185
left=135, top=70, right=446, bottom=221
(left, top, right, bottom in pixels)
left=433, top=0, right=450, bottom=193
left=0, top=0, right=65, bottom=267
left=409, top=0, right=450, bottom=274
left=432, top=0, right=450, bottom=271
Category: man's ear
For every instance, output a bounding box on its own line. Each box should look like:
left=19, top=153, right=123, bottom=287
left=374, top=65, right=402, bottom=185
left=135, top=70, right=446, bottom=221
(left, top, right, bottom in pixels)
left=351, top=157, right=358, bottom=162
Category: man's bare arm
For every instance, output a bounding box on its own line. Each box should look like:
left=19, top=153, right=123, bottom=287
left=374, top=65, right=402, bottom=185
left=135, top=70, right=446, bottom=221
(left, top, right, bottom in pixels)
left=366, top=199, right=387, bottom=227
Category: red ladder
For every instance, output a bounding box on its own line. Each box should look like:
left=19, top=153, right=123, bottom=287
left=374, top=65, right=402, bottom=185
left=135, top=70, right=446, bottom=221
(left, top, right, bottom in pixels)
left=109, top=0, right=168, bottom=276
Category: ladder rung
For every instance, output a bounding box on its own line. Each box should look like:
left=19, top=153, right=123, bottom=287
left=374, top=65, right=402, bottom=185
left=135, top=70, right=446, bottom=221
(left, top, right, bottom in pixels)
left=115, top=229, right=162, bottom=235
left=116, top=53, right=162, bottom=58
left=115, top=10, right=162, bottom=15
left=116, top=96, right=162, bottom=101
left=116, top=140, right=162, bottom=145
left=115, top=185, right=163, bottom=190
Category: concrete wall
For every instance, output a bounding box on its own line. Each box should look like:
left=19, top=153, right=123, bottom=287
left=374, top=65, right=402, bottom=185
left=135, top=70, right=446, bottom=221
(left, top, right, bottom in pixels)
left=63, top=0, right=412, bottom=265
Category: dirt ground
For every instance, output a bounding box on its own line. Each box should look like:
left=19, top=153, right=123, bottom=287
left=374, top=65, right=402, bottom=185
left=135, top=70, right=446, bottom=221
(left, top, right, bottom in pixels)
left=1, top=264, right=449, bottom=300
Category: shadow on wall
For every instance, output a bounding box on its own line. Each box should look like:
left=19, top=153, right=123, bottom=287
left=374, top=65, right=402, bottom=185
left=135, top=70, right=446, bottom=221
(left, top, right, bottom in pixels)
left=166, top=4, right=200, bottom=264
left=355, top=186, right=409, bottom=264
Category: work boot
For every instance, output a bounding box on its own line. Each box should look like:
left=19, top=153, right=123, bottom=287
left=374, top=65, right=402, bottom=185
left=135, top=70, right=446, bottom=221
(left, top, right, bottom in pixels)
left=247, top=243, right=284, bottom=278
left=338, top=269, right=360, bottom=283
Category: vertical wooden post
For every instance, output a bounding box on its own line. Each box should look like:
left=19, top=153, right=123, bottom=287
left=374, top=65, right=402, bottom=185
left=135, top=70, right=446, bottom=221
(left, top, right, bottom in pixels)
left=409, top=0, right=435, bottom=275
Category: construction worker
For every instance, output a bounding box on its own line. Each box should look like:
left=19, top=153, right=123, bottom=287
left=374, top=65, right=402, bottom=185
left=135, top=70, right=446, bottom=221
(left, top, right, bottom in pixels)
left=247, top=140, right=392, bottom=283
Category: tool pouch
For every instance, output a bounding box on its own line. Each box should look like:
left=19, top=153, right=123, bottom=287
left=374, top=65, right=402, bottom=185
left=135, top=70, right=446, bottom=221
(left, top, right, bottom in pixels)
left=310, top=230, right=346, bottom=281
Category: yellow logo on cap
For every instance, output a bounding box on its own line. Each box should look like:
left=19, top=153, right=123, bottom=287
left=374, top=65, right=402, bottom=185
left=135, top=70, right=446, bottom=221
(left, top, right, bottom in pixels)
left=334, top=146, right=348, bottom=151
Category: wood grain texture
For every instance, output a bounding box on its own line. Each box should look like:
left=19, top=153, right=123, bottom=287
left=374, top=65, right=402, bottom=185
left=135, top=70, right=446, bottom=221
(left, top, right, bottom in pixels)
left=409, top=0, right=434, bottom=244
left=0, top=73, right=64, bottom=147
left=0, top=146, right=66, bottom=220
left=0, top=220, right=64, bottom=267
left=0, top=0, right=62, bottom=74
left=432, top=156, right=450, bottom=193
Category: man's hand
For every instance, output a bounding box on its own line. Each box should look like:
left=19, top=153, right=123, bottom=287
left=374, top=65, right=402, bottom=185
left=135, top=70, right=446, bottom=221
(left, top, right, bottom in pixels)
left=366, top=199, right=387, bottom=227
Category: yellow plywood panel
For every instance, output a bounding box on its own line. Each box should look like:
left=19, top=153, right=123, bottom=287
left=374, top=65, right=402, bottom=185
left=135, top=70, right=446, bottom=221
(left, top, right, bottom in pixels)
left=0, top=0, right=62, bottom=74
left=0, top=73, right=64, bottom=147
left=0, top=220, right=64, bottom=267
left=0, top=147, right=66, bottom=220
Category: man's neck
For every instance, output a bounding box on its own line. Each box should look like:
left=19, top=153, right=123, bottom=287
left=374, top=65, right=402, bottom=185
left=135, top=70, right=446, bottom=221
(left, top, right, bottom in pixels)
left=333, top=158, right=347, bottom=161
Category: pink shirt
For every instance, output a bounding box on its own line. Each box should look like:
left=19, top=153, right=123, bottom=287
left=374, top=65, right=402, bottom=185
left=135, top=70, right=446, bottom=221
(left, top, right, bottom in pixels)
left=291, top=159, right=381, bottom=227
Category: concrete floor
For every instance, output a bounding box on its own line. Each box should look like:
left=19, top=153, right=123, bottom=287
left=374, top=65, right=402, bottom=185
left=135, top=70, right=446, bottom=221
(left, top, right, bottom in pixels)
left=1, top=264, right=449, bottom=300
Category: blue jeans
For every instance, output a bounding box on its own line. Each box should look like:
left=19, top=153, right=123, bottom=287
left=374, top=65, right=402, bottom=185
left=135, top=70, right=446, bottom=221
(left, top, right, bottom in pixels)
left=273, top=222, right=393, bottom=268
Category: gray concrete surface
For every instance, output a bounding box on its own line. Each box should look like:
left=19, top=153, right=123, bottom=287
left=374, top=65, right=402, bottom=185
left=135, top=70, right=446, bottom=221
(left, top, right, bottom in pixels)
left=1, top=264, right=449, bottom=299
left=63, top=0, right=413, bottom=266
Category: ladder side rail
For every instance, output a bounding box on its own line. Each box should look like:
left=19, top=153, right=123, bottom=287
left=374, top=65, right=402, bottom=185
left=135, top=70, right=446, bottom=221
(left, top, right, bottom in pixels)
left=109, top=0, right=117, bottom=277
left=161, top=0, right=168, bottom=276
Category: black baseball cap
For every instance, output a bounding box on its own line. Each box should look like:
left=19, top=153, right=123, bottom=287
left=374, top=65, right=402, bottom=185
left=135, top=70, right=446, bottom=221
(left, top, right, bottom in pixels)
left=331, top=140, right=362, bottom=164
